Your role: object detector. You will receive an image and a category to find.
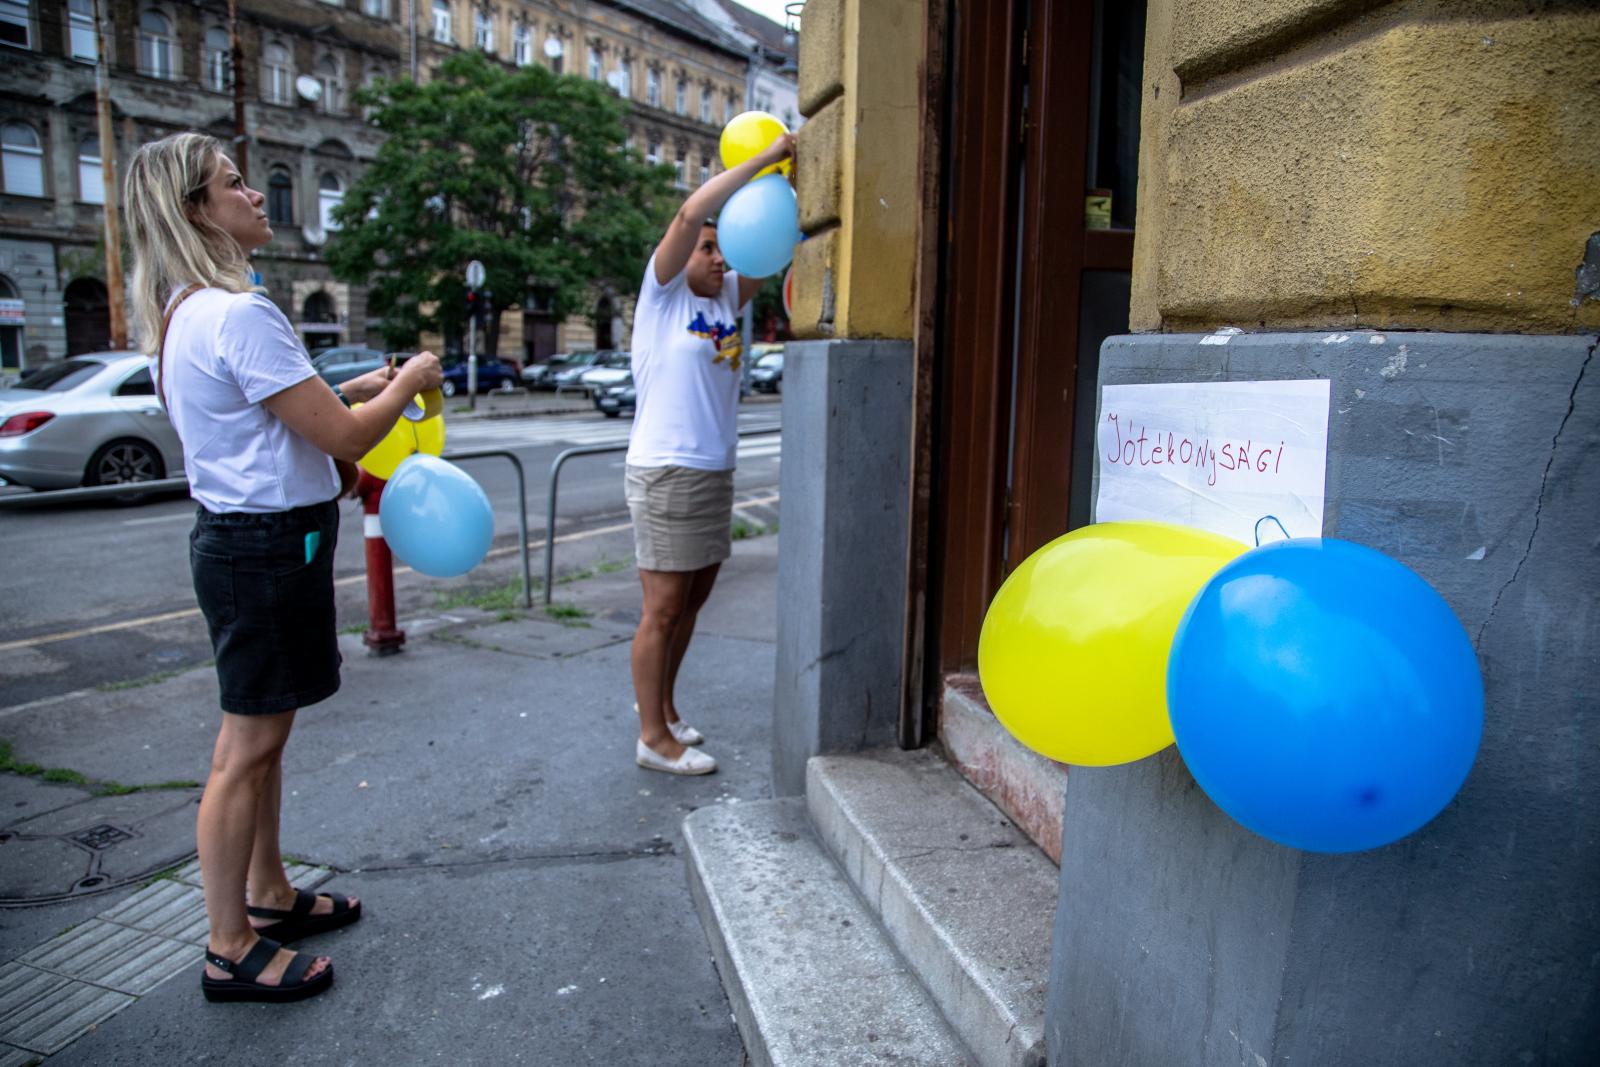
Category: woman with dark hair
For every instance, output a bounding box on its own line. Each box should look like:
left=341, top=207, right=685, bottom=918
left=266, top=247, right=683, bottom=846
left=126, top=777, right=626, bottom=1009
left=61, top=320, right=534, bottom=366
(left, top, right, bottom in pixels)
left=626, top=134, right=794, bottom=775
left=124, top=132, right=442, bottom=1002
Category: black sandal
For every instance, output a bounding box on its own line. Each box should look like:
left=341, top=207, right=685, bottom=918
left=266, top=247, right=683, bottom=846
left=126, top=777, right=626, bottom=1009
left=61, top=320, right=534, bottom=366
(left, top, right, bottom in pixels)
left=201, top=936, right=332, bottom=1003
left=248, top=888, right=362, bottom=943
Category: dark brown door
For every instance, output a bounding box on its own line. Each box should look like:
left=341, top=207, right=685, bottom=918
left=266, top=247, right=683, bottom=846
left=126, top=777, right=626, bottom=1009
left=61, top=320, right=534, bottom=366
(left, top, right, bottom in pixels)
left=523, top=314, right=559, bottom=363
left=926, top=0, right=1145, bottom=684
left=64, top=278, right=111, bottom=355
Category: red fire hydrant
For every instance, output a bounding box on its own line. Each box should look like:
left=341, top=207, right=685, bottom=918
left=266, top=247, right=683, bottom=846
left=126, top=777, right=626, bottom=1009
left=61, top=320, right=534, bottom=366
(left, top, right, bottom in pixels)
left=356, top=470, right=405, bottom=655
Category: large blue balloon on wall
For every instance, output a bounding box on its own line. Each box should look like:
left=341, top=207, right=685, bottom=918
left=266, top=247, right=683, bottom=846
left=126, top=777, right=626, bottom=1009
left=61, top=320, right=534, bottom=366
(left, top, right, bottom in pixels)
left=379, top=454, right=494, bottom=578
left=717, top=174, right=800, bottom=278
left=1167, top=538, right=1483, bottom=853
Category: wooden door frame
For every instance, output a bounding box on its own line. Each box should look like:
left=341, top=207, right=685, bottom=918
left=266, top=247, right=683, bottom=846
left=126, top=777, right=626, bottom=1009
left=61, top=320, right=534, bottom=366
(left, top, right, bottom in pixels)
left=908, top=0, right=1134, bottom=724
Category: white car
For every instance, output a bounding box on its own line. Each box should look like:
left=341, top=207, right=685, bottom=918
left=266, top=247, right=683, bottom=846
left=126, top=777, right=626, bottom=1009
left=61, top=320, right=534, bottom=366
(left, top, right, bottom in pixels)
left=0, top=352, right=185, bottom=492
left=575, top=352, right=632, bottom=395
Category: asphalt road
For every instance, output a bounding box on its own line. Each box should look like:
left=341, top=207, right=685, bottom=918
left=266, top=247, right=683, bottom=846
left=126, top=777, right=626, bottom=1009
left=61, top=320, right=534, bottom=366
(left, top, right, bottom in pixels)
left=0, top=405, right=782, bottom=710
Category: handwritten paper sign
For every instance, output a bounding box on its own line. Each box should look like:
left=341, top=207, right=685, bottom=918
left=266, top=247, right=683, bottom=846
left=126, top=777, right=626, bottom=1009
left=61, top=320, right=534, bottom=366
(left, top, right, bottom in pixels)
left=1094, top=379, right=1330, bottom=545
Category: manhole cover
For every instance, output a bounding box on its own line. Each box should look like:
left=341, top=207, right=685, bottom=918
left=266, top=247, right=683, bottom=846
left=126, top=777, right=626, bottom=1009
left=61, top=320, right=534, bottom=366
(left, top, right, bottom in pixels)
left=70, top=824, right=136, bottom=851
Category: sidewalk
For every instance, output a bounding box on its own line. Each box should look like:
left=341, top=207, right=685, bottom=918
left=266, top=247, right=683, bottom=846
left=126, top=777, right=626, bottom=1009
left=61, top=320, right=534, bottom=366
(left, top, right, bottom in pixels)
left=0, top=535, right=780, bottom=1065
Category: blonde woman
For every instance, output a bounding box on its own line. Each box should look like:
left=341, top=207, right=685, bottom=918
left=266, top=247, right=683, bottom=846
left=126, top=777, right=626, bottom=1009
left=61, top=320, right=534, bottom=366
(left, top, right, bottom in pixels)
left=124, top=132, right=442, bottom=1003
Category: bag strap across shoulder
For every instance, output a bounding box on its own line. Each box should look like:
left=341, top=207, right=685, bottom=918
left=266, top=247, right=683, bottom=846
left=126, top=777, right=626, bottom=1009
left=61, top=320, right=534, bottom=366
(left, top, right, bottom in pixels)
left=155, top=283, right=204, bottom=411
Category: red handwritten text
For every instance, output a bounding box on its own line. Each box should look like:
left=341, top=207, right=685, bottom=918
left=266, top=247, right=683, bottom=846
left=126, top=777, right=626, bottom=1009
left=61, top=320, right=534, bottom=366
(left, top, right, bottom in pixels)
left=1104, top=414, right=1285, bottom=488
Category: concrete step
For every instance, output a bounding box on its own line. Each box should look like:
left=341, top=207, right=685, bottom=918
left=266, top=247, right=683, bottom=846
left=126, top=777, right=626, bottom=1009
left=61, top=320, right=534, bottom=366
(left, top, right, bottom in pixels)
left=808, top=750, right=1057, bottom=1067
left=684, top=798, right=973, bottom=1067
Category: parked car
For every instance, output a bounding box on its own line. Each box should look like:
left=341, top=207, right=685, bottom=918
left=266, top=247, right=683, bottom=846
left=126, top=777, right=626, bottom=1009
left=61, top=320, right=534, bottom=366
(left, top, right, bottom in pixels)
left=440, top=356, right=521, bottom=396
left=547, top=351, right=607, bottom=394
left=311, top=346, right=387, bottom=387
left=750, top=349, right=784, bottom=394
left=576, top=351, right=632, bottom=395
left=595, top=376, right=637, bottom=419
left=0, top=353, right=184, bottom=492
left=521, top=353, right=574, bottom=390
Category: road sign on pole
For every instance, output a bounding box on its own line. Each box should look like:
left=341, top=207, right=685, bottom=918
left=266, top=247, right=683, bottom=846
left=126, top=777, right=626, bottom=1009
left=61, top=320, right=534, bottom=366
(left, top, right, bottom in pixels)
left=466, top=260, right=486, bottom=289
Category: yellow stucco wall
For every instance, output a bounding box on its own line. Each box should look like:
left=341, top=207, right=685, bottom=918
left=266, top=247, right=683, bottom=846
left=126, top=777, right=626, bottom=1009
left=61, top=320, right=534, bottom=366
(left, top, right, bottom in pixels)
left=1135, top=0, right=1600, bottom=333
left=791, top=0, right=921, bottom=341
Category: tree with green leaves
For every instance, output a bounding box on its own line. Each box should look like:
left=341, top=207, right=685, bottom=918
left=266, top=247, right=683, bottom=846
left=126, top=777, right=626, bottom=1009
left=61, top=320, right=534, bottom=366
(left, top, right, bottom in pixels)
left=325, top=51, right=677, bottom=354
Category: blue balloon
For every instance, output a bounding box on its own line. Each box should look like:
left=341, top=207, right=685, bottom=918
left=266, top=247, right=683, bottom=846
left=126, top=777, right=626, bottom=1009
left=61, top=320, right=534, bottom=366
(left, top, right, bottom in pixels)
left=1167, top=538, right=1482, bottom=853
left=379, top=454, right=494, bottom=578
left=717, top=174, right=800, bottom=278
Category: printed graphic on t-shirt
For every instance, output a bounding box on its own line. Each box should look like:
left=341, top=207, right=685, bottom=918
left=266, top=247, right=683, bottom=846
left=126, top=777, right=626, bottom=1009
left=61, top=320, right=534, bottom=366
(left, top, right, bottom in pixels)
left=687, top=310, right=743, bottom=372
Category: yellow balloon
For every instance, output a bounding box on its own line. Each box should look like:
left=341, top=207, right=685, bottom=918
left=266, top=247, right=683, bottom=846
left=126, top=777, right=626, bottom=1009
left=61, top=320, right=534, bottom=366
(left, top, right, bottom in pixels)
left=356, top=402, right=419, bottom=480
left=978, top=522, right=1247, bottom=766
left=720, top=110, right=791, bottom=178
left=415, top=412, right=445, bottom=457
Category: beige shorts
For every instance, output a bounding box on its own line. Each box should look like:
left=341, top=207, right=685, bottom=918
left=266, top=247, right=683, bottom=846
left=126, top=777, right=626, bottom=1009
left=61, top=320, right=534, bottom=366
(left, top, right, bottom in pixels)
left=624, top=465, right=735, bottom=572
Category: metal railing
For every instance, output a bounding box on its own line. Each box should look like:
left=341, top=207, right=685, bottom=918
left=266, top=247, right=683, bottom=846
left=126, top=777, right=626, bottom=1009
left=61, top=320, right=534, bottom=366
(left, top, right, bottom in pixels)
left=2, top=425, right=781, bottom=615
left=441, top=448, right=533, bottom=609
left=543, top=424, right=780, bottom=605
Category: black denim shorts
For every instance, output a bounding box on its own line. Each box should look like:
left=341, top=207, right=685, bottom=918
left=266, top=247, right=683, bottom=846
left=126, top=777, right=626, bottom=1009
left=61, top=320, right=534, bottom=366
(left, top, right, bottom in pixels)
left=190, top=499, right=342, bottom=715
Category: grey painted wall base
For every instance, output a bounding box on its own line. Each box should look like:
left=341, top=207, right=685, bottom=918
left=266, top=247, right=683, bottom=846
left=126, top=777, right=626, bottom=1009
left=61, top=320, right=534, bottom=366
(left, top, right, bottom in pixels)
left=1047, top=331, right=1599, bottom=1066
left=771, top=340, right=913, bottom=797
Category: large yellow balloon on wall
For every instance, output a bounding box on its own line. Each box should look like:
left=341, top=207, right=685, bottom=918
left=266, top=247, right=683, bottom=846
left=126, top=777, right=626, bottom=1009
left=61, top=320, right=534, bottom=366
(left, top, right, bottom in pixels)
left=978, top=522, right=1247, bottom=766
left=720, top=111, right=791, bottom=178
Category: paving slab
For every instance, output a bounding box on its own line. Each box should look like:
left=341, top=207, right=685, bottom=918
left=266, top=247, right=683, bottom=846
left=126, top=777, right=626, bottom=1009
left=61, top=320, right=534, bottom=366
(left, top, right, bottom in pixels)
left=2, top=535, right=780, bottom=1062
left=48, top=858, right=742, bottom=1066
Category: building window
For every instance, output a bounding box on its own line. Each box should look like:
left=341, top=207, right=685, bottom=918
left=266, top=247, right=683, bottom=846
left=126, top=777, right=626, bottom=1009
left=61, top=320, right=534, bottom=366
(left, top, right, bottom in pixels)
left=362, top=0, right=388, bottom=16
left=512, top=22, right=530, bottom=66
left=318, top=172, right=344, bottom=233
left=267, top=168, right=293, bottom=225
left=315, top=55, right=342, bottom=114
left=1, top=122, right=44, bottom=196
left=138, top=10, right=174, bottom=79
left=77, top=136, right=104, bottom=204
left=675, top=76, right=686, bottom=116
left=674, top=147, right=686, bottom=188
left=699, top=155, right=710, bottom=187
left=587, top=44, right=601, bottom=81
left=616, top=58, right=631, bottom=98
left=68, top=0, right=95, bottom=61
left=432, top=0, right=451, bottom=44
left=645, top=136, right=659, bottom=167
left=725, top=89, right=737, bottom=124
left=262, top=42, right=292, bottom=104
left=546, top=35, right=562, bottom=74
left=699, top=85, right=712, bottom=124
left=474, top=9, right=492, bottom=53
left=204, top=28, right=231, bottom=92
left=646, top=68, right=660, bottom=108
left=0, top=0, right=29, bottom=49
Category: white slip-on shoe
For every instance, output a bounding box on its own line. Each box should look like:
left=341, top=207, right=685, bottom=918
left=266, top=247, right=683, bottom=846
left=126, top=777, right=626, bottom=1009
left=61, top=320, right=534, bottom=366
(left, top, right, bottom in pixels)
left=634, top=703, right=705, bottom=746
left=636, top=739, right=717, bottom=776
left=668, top=719, right=705, bottom=746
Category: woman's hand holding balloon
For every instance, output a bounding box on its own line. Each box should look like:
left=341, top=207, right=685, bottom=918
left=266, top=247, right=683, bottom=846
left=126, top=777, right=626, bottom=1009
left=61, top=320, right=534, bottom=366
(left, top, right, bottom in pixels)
left=757, top=133, right=795, bottom=173
left=397, top=351, right=443, bottom=393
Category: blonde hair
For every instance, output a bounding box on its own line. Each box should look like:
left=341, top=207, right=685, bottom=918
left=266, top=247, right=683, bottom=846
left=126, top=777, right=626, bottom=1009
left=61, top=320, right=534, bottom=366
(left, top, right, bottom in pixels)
left=123, top=132, right=261, bottom=355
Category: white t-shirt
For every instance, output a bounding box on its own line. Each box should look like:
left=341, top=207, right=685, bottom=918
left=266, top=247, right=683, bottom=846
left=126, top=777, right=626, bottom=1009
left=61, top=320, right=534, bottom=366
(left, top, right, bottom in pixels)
left=625, top=253, right=745, bottom=471
left=157, top=287, right=339, bottom=513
